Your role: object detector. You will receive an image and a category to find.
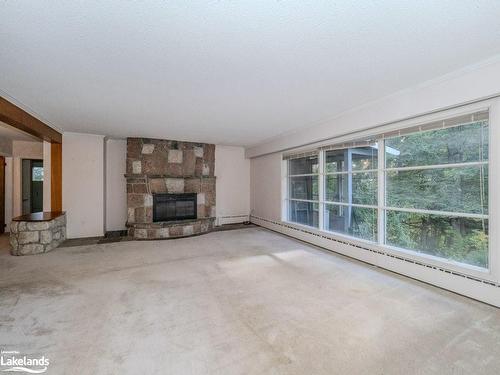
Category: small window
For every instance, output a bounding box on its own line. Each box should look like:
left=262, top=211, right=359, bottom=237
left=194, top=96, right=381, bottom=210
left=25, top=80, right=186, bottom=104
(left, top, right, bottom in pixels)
left=32, top=167, right=44, bottom=182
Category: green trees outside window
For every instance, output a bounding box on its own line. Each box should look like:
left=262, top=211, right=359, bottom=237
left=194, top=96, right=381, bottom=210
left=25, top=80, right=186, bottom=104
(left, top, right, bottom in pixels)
left=285, top=113, right=489, bottom=269
left=385, top=121, right=488, bottom=268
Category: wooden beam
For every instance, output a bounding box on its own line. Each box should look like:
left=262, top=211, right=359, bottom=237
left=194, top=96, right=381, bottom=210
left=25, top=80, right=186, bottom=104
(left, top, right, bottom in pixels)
left=0, top=96, right=62, bottom=143
left=51, top=143, right=62, bottom=211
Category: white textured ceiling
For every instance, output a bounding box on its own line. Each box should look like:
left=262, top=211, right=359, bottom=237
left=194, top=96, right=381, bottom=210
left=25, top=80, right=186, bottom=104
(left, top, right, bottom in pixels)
left=1, top=1, right=500, bottom=147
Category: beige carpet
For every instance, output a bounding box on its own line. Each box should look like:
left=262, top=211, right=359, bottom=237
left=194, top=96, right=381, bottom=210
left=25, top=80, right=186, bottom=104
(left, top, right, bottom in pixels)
left=0, top=228, right=499, bottom=374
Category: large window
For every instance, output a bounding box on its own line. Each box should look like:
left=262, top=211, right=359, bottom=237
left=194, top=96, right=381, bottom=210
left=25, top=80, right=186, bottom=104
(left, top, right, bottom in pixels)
left=284, top=111, right=489, bottom=269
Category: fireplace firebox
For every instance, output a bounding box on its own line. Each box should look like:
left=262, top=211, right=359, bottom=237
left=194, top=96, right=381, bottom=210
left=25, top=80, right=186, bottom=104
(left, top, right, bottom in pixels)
left=153, top=193, right=197, bottom=222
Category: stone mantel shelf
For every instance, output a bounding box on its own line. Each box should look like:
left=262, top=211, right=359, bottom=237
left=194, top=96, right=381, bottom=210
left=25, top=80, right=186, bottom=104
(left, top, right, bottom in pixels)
left=125, top=174, right=216, bottom=179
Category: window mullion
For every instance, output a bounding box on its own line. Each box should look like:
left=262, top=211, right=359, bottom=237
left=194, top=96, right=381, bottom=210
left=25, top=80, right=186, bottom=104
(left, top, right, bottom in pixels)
left=281, top=158, right=288, bottom=221
left=318, top=150, right=325, bottom=230
left=377, top=139, right=385, bottom=245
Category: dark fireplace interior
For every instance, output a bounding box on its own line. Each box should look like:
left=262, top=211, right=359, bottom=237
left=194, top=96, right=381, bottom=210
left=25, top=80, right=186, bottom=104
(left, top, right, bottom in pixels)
left=153, top=193, right=197, bottom=222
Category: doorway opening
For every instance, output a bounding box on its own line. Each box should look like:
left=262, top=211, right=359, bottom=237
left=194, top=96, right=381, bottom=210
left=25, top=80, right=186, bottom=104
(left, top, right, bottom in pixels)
left=22, top=159, right=43, bottom=215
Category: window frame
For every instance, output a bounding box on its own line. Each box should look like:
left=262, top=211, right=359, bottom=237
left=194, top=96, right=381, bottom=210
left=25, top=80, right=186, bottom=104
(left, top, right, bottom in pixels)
left=381, top=135, right=489, bottom=271
left=322, top=146, right=379, bottom=242
left=281, top=100, right=498, bottom=282
left=284, top=153, right=320, bottom=228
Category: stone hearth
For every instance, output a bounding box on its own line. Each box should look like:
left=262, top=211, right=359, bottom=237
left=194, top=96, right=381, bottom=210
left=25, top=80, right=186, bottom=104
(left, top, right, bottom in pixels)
left=126, top=138, right=216, bottom=239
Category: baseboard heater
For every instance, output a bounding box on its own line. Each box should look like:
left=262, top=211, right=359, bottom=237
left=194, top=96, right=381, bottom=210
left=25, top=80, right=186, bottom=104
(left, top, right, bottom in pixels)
left=250, top=215, right=500, bottom=307
left=216, top=215, right=249, bottom=226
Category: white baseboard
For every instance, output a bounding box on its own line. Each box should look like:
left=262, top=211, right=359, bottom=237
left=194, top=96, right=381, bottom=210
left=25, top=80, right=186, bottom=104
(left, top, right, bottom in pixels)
left=251, top=215, right=500, bottom=308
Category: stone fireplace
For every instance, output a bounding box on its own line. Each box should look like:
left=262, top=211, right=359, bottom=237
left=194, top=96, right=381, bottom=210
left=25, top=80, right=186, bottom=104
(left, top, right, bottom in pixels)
left=126, top=138, right=216, bottom=239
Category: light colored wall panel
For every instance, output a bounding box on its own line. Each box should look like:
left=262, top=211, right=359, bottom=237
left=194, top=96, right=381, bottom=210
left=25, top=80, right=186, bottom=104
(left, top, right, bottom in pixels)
left=0, top=138, right=12, bottom=156
left=105, top=139, right=127, bottom=231
left=215, top=145, right=250, bottom=225
left=250, top=152, right=282, bottom=222
left=62, top=132, right=105, bottom=238
left=12, top=140, right=43, bottom=159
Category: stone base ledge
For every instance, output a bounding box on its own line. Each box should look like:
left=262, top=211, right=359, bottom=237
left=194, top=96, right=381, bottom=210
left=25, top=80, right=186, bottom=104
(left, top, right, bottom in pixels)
left=128, top=217, right=215, bottom=240
left=10, top=213, right=67, bottom=256
left=125, top=174, right=216, bottom=180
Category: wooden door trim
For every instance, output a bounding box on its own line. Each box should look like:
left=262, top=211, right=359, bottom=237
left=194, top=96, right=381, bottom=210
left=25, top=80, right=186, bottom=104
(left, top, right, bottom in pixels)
left=51, top=143, right=62, bottom=212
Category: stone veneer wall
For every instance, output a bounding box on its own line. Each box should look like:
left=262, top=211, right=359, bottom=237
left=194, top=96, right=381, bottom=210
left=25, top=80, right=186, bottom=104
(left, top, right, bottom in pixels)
left=126, top=138, right=216, bottom=239
left=10, top=214, right=67, bottom=255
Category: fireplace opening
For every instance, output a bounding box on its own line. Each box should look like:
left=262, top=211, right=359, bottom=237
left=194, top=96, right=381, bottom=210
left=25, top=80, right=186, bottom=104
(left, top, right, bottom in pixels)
left=153, top=193, right=197, bottom=222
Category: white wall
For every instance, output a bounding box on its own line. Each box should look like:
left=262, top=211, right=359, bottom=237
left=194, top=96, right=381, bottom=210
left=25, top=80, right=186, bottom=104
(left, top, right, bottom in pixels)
left=248, top=61, right=500, bottom=307
left=105, top=139, right=127, bottom=231
left=0, top=138, right=12, bottom=156
left=250, top=152, right=282, bottom=222
left=63, top=138, right=252, bottom=237
left=12, top=140, right=43, bottom=159
left=63, top=133, right=105, bottom=238
left=250, top=100, right=500, bottom=307
left=215, top=145, right=250, bottom=225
